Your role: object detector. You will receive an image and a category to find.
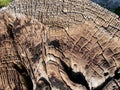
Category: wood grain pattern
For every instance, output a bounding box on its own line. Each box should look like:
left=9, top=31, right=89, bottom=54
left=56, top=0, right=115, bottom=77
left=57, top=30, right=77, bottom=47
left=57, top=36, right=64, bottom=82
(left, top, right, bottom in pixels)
left=0, top=0, right=120, bottom=90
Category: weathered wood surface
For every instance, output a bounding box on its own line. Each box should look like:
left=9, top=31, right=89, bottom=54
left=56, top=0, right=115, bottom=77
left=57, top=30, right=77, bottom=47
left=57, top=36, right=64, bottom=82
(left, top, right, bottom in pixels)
left=0, top=0, right=120, bottom=90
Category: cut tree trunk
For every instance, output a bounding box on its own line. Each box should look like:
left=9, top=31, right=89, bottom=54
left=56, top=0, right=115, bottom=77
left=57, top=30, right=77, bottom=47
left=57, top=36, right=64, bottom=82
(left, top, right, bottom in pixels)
left=0, top=0, right=120, bottom=90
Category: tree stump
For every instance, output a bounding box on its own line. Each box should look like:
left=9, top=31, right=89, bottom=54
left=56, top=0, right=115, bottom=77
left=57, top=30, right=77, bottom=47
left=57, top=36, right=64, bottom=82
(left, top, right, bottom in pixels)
left=0, top=0, right=120, bottom=90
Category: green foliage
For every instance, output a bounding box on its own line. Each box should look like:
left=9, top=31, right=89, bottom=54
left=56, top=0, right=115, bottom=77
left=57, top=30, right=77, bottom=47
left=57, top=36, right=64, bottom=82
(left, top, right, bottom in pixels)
left=114, top=7, right=120, bottom=17
left=0, top=0, right=13, bottom=8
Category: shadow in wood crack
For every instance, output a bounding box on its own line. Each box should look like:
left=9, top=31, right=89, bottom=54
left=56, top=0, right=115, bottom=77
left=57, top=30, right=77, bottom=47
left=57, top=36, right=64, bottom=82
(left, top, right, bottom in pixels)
left=48, top=40, right=60, bottom=48
left=60, top=60, right=90, bottom=90
left=49, top=76, right=71, bottom=90
left=36, top=77, right=51, bottom=90
left=93, top=68, right=120, bottom=90
left=13, top=63, right=33, bottom=90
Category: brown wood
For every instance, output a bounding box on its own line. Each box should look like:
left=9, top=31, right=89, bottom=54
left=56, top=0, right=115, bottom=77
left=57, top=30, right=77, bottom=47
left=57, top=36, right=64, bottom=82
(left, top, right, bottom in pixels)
left=0, top=0, right=120, bottom=90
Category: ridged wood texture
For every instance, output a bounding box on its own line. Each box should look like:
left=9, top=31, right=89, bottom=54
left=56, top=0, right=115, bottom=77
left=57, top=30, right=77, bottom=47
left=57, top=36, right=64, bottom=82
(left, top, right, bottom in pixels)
left=0, top=0, right=120, bottom=90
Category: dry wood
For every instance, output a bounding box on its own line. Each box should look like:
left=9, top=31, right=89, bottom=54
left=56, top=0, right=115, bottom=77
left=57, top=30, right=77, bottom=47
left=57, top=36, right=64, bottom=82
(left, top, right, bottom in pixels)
left=0, top=0, right=120, bottom=90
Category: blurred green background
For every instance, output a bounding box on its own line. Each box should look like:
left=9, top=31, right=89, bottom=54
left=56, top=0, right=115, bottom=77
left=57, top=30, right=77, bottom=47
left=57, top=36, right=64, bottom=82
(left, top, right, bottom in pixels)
left=0, top=0, right=13, bottom=8
left=114, top=7, right=120, bottom=17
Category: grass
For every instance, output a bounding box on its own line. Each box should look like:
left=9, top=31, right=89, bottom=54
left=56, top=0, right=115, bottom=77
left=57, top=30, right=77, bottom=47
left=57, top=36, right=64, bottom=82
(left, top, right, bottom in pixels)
left=0, top=0, right=13, bottom=8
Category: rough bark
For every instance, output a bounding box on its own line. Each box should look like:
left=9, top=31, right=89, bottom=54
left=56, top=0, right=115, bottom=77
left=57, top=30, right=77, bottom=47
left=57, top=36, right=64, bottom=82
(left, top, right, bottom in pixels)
left=0, top=0, right=120, bottom=90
